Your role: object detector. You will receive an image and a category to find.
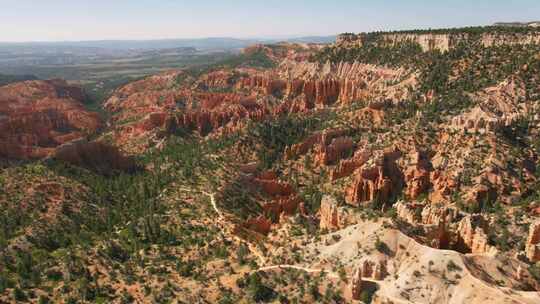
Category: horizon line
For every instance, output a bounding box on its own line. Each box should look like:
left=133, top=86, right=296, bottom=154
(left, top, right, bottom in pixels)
left=0, top=34, right=338, bottom=44
left=1, top=21, right=537, bottom=44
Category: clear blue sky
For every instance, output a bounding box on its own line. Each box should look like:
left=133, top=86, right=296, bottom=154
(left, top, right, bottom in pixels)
left=0, top=0, right=538, bottom=42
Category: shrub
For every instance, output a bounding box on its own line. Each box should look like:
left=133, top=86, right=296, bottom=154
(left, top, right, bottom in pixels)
left=13, top=287, right=27, bottom=302
left=38, top=295, right=50, bottom=304
left=375, top=239, right=391, bottom=255
left=247, top=273, right=276, bottom=302
left=447, top=260, right=463, bottom=272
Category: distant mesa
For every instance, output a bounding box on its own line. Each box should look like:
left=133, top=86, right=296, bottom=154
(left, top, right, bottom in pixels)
left=494, top=21, right=540, bottom=27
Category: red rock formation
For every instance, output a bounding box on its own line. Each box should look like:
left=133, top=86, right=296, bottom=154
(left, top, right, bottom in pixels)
left=404, top=151, right=432, bottom=200
left=104, top=60, right=416, bottom=152
left=244, top=171, right=304, bottom=224
left=351, top=259, right=386, bottom=300
left=255, top=178, right=293, bottom=197
left=394, top=201, right=458, bottom=250
left=0, top=79, right=101, bottom=159
left=456, top=215, right=497, bottom=255
left=285, top=129, right=348, bottom=159
left=263, top=195, right=302, bottom=221
left=345, top=150, right=403, bottom=207
left=237, top=75, right=287, bottom=96
left=346, top=166, right=392, bottom=206
left=197, top=70, right=235, bottom=90
left=350, top=267, right=364, bottom=301
left=330, top=151, right=371, bottom=181
left=526, top=221, right=540, bottom=262
left=315, top=137, right=354, bottom=166
left=319, top=196, right=340, bottom=230
left=280, top=60, right=416, bottom=106
left=244, top=216, right=272, bottom=235
left=430, top=170, right=458, bottom=203
left=171, top=93, right=271, bottom=136
left=463, top=184, right=497, bottom=208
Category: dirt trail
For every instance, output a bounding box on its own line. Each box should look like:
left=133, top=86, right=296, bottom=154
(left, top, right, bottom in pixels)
left=201, top=191, right=268, bottom=265
left=256, top=264, right=340, bottom=279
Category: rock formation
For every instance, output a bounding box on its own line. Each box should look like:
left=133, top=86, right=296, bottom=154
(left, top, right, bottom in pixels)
left=403, top=151, right=432, bottom=200
left=243, top=216, right=272, bottom=235
left=450, top=77, right=532, bottom=134
left=320, top=196, right=340, bottom=230
left=315, top=137, right=354, bottom=166
left=103, top=57, right=418, bottom=153
left=0, top=79, right=101, bottom=159
left=456, top=215, right=497, bottom=255
left=238, top=171, right=305, bottom=228
left=346, top=166, right=392, bottom=206
left=350, top=267, right=364, bottom=301
left=337, top=31, right=540, bottom=52
left=350, top=259, right=386, bottom=300
left=279, top=60, right=416, bottom=106
left=336, top=33, right=366, bottom=47
left=345, top=151, right=403, bottom=207
left=285, top=129, right=348, bottom=159
left=395, top=201, right=424, bottom=224
left=526, top=221, right=540, bottom=262
left=319, top=196, right=354, bottom=231
left=330, top=150, right=371, bottom=181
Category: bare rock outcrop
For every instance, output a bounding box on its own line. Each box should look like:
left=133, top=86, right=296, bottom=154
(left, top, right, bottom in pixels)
left=345, top=151, right=404, bottom=207
left=381, top=33, right=469, bottom=52
left=0, top=79, right=102, bottom=160
left=526, top=221, right=540, bottom=262
left=398, top=203, right=496, bottom=254
left=319, top=196, right=354, bottom=231
left=243, top=216, right=272, bottom=235
left=346, top=165, right=392, bottom=206
left=403, top=151, right=432, bottom=200
left=456, top=215, right=497, bottom=255
left=279, top=60, right=415, bottom=106
left=285, top=129, right=348, bottom=159
left=315, top=136, right=354, bottom=166
left=450, top=77, right=531, bottom=134
left=350, top=259, right=386, bottom=300
left=320, top=196, right=341, bottom=231
left=336, top=33, right=366, bottom=47
left=249, top=171, right=304, bottom=226
left=330, top=150, right=371, bottom=181
left=350, top=267, right=364, bottom=301
left=338, top=31, right=540, bottom=52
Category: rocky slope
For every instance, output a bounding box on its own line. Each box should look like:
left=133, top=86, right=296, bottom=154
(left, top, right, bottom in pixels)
left=337, top=27, right=540, bottom=52
left=0, top=79, right=101, bottom=159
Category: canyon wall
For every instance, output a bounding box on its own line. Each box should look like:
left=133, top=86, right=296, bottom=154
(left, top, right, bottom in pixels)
left=0, top=79, right=102, bottom=159
left=336, top=31, right=540, bottom=52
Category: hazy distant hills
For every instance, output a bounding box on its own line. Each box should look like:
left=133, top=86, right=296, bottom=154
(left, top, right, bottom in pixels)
left=0, top=36, right=336, bottom=52
left=0, top=73, right=38, bottom=86
left=0, top=35, right=336, bottom=86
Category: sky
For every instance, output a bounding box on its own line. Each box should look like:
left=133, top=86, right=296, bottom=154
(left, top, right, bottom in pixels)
left=0, top=0, right=538, bottom=42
